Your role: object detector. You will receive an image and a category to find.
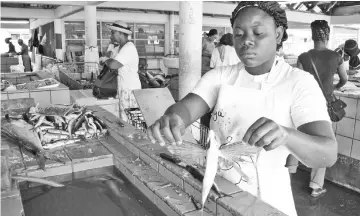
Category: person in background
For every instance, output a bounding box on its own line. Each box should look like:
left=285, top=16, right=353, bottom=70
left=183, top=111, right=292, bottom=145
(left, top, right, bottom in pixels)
left=147, top=2, right=338, bottom=215
left=100, top=20, right=141, bottom=122
left=344, top=39, right=360, bottom=70
left=17, top=39, right=32, bottom=72
left=5, top=38, right=16, bottom=55
left=335, top=43, right=350, bottom=71
left=202, top=29, right=219, bottom=75
left=105, top=37, right=120, bottom=58
left=210, top=33, right=240, bottom=69
left=286, top=20, right=347, bottom=198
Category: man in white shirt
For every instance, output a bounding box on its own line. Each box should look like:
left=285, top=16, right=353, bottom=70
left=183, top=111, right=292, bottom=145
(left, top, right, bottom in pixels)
left=101, top=20, right=141, bottom=121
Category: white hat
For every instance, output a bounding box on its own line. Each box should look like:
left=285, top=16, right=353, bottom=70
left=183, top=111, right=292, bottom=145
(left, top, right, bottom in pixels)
left=106, top=20, right=132, bottom=35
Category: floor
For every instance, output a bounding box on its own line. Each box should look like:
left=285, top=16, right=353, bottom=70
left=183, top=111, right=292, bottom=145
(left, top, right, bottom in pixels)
left=291, top=169, right=360, bottom=216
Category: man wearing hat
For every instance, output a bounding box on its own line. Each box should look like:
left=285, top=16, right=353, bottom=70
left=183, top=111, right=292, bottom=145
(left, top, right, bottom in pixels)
left=100, top=20, right=141, bottom=121
left=344, top=39, right=360, bottom=70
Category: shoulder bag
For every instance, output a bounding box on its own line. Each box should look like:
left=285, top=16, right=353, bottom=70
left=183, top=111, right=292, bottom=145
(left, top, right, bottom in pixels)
left=309, top=54, right=347, bottom=122
left=93, top=64, right=118, bottom=99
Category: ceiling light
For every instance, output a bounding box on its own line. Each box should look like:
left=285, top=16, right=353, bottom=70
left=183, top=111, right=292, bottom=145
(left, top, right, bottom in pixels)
left=1, top=20, right=29, bottom=24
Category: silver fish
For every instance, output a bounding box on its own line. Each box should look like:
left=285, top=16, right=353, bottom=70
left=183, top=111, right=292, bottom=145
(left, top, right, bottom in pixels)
left=43, top=139, right=81, bottom=149
left=2, top=119, right=46, bottom=169
left=167, top=130, right=261, bottom=209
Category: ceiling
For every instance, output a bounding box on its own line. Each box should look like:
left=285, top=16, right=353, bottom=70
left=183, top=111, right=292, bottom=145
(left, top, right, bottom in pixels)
left=1, top=1, right=360, bottom=17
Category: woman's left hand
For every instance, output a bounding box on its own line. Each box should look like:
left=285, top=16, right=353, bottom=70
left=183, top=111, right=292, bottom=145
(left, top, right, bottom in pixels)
left=242, top=117, right=289, bottom=151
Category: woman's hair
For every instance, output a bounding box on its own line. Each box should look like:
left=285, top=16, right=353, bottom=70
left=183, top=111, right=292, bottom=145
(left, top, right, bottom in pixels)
left=219, top=33, right=234, bottom=46
left=230, top=1, right=288, bottom=50
left=207, top=29, right=218, bottom=37
left=310, top=20, right=330, bottom=42
left=5, top=38, right=11, bottom=43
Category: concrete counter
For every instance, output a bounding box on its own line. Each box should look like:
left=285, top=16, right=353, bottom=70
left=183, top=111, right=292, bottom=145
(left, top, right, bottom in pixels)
left=311, top=87, right=360, bottom=192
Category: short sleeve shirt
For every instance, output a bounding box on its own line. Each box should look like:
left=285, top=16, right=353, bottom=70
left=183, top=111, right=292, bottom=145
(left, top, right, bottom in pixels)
left=114, top=42, right=141, bottom=90
left=192, top=57, right=330, bottom=129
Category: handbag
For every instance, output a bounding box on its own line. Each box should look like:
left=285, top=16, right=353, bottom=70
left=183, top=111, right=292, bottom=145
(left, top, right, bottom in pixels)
left=309, top=54, right=347, bottom=122
left=92, top=65, right=118, bottom=99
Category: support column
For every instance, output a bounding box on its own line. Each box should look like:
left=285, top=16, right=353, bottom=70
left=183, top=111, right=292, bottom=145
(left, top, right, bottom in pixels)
left=54, top=19, right=63, bottom=61
left=84, top=5, right=99, bottom=63
left=179, top=1, right=203, bottom=100
left=169, top=12, right=175, bottom=55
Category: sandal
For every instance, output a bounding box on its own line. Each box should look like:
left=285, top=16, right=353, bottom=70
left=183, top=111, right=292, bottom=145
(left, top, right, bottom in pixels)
left=311, top=188, right=327, bottom=197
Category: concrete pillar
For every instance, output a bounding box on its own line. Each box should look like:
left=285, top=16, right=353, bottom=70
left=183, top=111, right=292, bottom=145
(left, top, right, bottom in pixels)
left=178, top=1, right=203, bottom=100
left=169, top=12, right=175, bottom=55
left=54, top=19, right=63, bottom=61
left=84, top=5, right=99, bottom=63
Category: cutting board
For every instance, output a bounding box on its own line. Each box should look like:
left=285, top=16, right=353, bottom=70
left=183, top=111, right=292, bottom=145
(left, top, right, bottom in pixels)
left=133, top=88, right=196, bottom=143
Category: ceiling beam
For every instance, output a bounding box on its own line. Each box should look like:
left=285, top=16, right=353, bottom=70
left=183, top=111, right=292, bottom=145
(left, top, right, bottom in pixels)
left=0, top=7, right=55, bottom=19
left=331, top=14, right=360, bottom=25
left=54, top=1, right=105, bottom=19
left=2, top=1, right=98, bottom=6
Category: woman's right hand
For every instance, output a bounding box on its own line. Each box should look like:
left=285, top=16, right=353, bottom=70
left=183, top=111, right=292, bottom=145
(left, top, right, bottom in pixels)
left=147, top=113, right=186, bottom=146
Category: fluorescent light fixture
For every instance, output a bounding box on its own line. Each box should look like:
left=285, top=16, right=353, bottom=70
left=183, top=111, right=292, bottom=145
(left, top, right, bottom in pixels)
left=1, top=20, right=29, bottom=24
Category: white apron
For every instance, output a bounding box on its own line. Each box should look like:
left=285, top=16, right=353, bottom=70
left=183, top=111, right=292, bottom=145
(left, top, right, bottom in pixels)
left=210, top=81, right=298, bottom=216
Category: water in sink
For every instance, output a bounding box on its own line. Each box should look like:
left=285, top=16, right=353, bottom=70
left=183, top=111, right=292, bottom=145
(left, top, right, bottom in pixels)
left=20, top=171, right=167, bottom=216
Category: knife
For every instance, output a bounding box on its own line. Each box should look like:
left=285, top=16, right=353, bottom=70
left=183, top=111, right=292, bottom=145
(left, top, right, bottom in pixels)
left=159, top=153, right=231, bottom=198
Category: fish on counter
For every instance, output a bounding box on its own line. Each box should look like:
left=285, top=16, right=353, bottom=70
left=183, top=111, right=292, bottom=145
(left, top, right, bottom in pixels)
left=1, top=117, right=64, bottom=170
left=2, top=103, right=110, bottom=169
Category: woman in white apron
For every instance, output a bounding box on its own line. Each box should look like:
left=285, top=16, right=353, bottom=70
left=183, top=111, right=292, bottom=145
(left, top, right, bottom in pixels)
left=147, top=2, right=338, bottom=216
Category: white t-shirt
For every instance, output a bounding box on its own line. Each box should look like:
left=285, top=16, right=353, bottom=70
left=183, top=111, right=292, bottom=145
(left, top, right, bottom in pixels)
left=210, top=45, right=240, bottom=68
left=114, top=42, right=141, bottom=90
left=193, top=58, right=330, bottom=130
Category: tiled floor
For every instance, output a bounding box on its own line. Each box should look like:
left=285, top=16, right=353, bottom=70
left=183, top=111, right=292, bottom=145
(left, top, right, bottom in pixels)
left=291, top=169, right=360, bottom=216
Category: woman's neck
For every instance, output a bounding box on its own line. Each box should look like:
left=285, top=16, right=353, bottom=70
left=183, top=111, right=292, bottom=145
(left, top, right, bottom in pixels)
left=119, top=39, right=128, bottom=48
left=245, top=55, right=276, bottom=76
left=313, top=41, right=327, bottom=50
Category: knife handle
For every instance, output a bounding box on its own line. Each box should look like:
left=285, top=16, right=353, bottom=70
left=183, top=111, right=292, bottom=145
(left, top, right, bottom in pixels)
left=159, top=153, right=182, bottom=164
left=185, top=165, right=204, bottom=182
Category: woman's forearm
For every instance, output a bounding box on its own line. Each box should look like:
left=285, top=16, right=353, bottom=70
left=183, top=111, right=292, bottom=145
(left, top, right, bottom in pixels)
left=335, top=82, right=346, bottom=89
left=284, top=128, right=337, bottom=168
left=165, top=101, right=192, bottom=127
left=105, top=58, right=123, bottom=70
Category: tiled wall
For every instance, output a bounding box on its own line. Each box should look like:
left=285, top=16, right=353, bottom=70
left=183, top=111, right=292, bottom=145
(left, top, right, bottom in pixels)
left=1, top=86, right=71, bottom=106
left=332, top=96, right=360, bottom=160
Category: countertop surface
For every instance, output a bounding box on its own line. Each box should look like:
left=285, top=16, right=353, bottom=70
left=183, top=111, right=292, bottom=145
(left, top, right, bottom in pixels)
left=334, top=73, right=360, bottom=99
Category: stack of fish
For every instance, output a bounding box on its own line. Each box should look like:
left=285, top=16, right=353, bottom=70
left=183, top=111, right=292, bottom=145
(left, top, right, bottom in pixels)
left=27, top=104, right=108, bottom=150
left=5, top=104, right=108, bottom=150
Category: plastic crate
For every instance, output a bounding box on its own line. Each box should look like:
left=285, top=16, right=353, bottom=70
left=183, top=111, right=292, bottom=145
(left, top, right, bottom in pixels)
left=125, top=108, right=147, bottom=132
left=56, top=62, right=100, bottom=90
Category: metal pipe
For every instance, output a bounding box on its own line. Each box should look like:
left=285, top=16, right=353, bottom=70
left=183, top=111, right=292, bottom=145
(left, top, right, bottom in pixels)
left=332, top=4, right=360, bottom=16
left=11, top=175, right=65, bottom=187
